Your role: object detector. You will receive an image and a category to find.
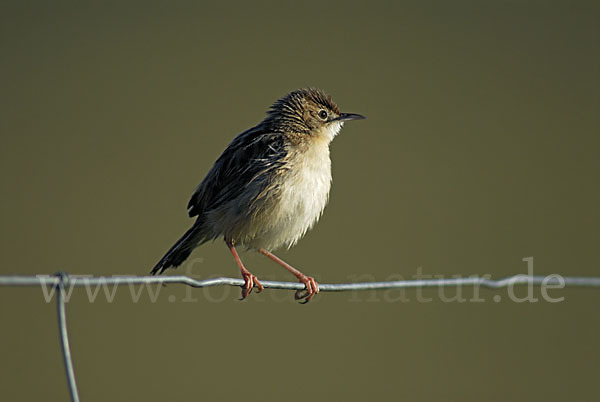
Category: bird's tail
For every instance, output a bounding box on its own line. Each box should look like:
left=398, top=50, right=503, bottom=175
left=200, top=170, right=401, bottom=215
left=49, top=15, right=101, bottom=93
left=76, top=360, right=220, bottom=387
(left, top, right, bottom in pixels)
left=151, top=225, right=204, bottom=275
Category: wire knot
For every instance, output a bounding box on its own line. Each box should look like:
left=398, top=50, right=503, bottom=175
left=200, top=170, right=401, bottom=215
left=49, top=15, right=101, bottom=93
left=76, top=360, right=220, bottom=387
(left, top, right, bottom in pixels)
left=53, top=271, right=70, bottom=292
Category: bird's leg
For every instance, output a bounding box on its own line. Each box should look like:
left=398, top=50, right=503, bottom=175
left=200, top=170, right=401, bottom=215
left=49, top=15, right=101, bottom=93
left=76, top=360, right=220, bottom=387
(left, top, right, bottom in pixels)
left=258, top=248, right=319, bottom=303
left=226, top=240, right=263, bottom=300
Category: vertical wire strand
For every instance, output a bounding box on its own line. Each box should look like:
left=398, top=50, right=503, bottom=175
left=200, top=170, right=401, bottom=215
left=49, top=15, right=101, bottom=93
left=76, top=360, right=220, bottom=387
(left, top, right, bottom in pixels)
left=56, top=273, right=80, bottom=402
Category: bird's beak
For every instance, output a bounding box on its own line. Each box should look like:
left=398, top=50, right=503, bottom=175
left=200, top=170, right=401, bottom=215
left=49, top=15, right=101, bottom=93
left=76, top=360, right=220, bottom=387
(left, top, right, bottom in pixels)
left=335, top=113, right=366, bottom=122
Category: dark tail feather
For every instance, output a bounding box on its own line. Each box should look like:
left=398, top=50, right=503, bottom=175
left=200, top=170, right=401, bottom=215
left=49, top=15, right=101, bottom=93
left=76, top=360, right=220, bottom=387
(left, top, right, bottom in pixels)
left=151, top=225, right=203, bottom=275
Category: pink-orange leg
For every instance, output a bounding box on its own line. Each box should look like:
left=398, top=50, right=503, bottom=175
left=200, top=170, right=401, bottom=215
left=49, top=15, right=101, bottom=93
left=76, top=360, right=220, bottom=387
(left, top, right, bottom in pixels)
left=258, top=248, right=319, bottom=303
left=226, top=240, right=263, bottom=300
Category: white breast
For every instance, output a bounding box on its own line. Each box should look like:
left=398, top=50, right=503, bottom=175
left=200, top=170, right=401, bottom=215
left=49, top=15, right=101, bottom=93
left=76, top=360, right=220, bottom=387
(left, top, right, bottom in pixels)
left=247, top=122, right=342, bottom=251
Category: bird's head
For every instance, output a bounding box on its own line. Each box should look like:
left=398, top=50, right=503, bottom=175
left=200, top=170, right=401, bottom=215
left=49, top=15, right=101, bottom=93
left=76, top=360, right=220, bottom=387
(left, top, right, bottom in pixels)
left=265, top=88, right=365, bottom=143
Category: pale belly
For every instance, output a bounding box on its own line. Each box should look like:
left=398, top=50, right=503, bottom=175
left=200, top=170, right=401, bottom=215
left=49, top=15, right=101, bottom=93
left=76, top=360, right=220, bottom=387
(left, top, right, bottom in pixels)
left=245, top=144, right=332, bottom=251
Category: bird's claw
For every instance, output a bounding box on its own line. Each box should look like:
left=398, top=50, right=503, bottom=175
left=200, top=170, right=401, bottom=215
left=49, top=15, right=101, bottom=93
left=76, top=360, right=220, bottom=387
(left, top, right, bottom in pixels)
left=294, top=276, right=319, bottom=304
left=239, top=271, right=263, bottom=300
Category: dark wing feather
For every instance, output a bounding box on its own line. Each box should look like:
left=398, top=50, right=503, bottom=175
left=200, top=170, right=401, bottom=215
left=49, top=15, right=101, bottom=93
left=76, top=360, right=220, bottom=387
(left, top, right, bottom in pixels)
left=187, top=125, right=287, bottom=218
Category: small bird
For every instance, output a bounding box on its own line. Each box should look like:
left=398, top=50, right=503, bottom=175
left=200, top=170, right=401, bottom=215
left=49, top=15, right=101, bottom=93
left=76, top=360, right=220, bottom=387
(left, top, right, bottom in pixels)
left=151, top=88, right=365, bottom=303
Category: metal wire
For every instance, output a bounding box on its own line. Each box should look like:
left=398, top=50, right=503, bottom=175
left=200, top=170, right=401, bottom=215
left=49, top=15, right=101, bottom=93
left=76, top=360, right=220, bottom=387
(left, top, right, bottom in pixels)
left=2, top=273, right=600, bottom=289
left=1, top=271, right=599, bottom=402
left=55, top=273, right=80, bottom=402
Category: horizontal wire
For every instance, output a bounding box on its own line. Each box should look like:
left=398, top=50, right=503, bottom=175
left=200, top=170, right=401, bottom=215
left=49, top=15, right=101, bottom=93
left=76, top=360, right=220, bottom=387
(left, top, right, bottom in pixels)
left=1, top=274, right=600, bottom=290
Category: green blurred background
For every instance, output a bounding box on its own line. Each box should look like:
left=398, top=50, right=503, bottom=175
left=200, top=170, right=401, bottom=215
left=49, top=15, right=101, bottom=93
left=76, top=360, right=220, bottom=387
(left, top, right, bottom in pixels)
left=1, top=1, right=598, bottom=401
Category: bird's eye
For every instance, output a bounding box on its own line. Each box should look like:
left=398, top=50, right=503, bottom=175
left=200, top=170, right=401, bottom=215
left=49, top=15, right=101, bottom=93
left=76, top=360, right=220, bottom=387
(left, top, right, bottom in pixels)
left=318, top=110, right=328, bottom=120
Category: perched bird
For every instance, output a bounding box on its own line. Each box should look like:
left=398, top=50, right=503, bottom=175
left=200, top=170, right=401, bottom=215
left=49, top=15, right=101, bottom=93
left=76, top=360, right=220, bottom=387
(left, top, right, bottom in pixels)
left=151, top=88, right=365, bottom=303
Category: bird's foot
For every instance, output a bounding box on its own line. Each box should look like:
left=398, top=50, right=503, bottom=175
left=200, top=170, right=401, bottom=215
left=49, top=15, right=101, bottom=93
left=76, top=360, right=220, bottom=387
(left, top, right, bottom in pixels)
left=240, top=270, right=263, bottom=300
left=294, top=276, right=319, bottom=304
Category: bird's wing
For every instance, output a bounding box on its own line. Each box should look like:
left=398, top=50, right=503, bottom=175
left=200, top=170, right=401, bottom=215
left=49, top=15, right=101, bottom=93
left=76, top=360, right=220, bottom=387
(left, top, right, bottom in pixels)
left=187, top=125, right=287, bottom=218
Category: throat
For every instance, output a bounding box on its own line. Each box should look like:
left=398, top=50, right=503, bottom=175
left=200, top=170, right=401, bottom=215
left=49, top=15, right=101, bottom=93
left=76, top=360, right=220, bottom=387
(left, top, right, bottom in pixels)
left=322, top=121, right=343, bottom=143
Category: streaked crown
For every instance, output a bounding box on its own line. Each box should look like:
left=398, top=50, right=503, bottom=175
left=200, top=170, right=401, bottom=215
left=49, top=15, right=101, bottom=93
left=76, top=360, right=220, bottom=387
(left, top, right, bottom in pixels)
left=262, top=88, right=366, bottom=139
